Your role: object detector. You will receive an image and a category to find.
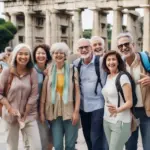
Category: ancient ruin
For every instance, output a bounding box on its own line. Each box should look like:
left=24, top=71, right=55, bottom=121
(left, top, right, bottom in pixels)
left=2, top=0, right=150, bottom=52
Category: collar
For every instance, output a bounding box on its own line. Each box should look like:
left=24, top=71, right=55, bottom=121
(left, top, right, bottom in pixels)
left=126, top=53, right=141, bottom=68
left=82, top=55, right=95, bottom=65
left=10, top=67, right=32, bottom=78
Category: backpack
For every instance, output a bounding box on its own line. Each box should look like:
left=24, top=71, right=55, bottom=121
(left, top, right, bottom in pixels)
left=138, top=51, right=150, bottom=72
left=115, top=71, right=137, bottom=109
left=77, top=55, right=102, bottom=95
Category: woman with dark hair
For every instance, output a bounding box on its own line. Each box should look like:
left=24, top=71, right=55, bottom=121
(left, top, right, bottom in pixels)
left=33, top=44, right=53, bottom=150
left=0, top=43, right=41, bottom=150
left=102, top=50, right=133, bottom=150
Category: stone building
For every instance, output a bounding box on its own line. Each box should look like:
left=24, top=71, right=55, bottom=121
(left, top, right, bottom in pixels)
left=2, top=0, right=150, bottom=52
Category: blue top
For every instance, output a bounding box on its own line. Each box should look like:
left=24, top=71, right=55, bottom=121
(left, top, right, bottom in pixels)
left=34, top=64, right=44, bottom=110
left=73, top=55, right=107, bottom=112
left=0, top=61, right=9, bottom=69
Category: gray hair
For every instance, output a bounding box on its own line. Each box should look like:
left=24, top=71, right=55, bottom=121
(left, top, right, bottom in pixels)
left=76, top=38, right=91, bottom=49
left=5, top=46, right=12, bottom=52
left=50, top=42, right=70, bottom=56
left=90, top=36, right=105, bottom=47
left=117, top=32, right=134, bottom=43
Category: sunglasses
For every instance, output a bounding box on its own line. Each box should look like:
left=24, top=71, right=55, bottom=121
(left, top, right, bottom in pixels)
left=118, top=42, right=130, bottom=50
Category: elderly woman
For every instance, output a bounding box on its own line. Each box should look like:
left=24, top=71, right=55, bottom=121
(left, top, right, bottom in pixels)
left=0, top=43, right=41, bottom=150
left=40, top=42, right=80, bottom=150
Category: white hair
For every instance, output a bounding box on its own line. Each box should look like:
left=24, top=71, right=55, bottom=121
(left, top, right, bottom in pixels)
left=11, top=43, right=33, bottom=67
left=76, top=38, right=91, bottom=49
left=90, top=36, right=105, bottom=47
left=117, top=32, right=134, bottom=43
left=50, top=42, right=70, bottom=56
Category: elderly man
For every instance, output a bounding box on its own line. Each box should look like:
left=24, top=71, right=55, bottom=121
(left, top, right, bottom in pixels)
left=117, top=32, right=150, bottom=150
left=90, top=36, right=105, bottom=56
left=73, top=38, right=108, bottom=150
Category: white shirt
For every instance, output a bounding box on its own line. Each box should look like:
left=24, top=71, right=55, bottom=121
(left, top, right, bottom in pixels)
left=102, top=74, right=131, bottom=123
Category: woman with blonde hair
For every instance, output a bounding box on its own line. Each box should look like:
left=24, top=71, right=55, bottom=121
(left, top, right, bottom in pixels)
left=0, top=43, right=41, bottom=150
left=40, top=42, right=80, bottom=150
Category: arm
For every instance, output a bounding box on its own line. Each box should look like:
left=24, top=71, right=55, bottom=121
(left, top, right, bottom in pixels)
left=23, top=69, right=39, bottom=119
left=72, top=68, right=80, bottom=125
left=40, top=76, right=48, bottom=123
left=0, top=69, right=19, bottom=116
left=117, top=83, right=133, bottom=112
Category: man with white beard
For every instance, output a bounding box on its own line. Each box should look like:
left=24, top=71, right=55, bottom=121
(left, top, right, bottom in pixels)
left=73, top=38, right=108, bottom=150
left=90, top=36, right=105, bottom=56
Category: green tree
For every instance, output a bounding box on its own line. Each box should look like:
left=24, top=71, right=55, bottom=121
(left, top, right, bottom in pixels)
left=0, top=18, right=17, bottom=52
left=83, top=29, right=92, bottom=39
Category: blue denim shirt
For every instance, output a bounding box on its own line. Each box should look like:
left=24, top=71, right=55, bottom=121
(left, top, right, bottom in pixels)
left=73, top=55, right=107, bottom=112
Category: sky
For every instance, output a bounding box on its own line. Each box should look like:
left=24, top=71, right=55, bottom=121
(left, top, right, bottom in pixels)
left=0, top=2, right=144, bottom=29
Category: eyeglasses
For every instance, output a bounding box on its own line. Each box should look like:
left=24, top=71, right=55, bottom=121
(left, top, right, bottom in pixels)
left=78, top=46, right=90, bottom=50
left=118, top=42, right=130, bottom=50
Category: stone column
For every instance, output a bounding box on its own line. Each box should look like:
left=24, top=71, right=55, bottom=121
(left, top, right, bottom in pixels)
left=126, top=10, right=139, bottom=44
left=73, top=9, right=82, bottom=53
left=24, top=12, right=33, bottom=48
left=111, top=8, right=123, bottom=50
left=45, top=9, right=51, bottom=45
left=5, top=13, right=10, bottom=22
left=10, top=13, right=18, bottom=47
left=92, top=9, right=100, bottom=36
left=143, top=6, right=150, bottom=51
left=50, top=10, right=58, bottom=44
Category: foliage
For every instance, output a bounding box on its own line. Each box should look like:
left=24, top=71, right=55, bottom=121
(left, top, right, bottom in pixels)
left=0, top=18, right=17, bottom=52
left=83, top=29, right=92, bottom=39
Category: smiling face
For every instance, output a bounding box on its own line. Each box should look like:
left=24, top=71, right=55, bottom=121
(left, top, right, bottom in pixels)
left=35, top=47, right=47, bottom=65
left=117, top=36, right=134, bottom=59
left=92, top=40, right=104, bottom=56
left=77, top=40, right=92, bottom=59
left=53, top=50, right=66, bottom=63
left=16, top=48, right=30, bottom=67
left=106, top=54, right=118, bottom=73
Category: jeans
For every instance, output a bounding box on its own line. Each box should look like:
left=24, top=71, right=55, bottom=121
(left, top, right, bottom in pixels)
left=80, top=108, right=108, bottom=150
left=51, top=117, right=79, bottom=150
left=126, top=107, right=150, bottom=150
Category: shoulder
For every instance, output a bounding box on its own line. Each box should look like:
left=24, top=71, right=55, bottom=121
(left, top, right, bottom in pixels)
left=119, top=74, right=131, bottom=86
left=73, top=58, right=81, bottom=67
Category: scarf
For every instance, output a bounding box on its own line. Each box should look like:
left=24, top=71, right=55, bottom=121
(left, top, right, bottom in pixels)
left=51, top=62, right=70, bottom=104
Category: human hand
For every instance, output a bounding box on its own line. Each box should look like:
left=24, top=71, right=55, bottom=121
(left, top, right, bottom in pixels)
left=137, top=73, right=150, bottom=86
left=72, top=111, right=79, bottom=126
left=107, top=104, right=118, bottom=117
left=40, top=113, right=45, bottom=124
left=8, top=107, right=20, bottom=117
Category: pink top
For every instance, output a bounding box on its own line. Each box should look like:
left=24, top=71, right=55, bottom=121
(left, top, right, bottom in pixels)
left=0, top=67, right=39, bottom=122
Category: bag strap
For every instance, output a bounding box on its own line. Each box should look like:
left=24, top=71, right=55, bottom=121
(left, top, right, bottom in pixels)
left=115, top=71, right=126, bottom=107
left=77, top=58, right=82, bottom=86
left=138, top=51, right=150, bottom=72
left=94, top=55, right=102, bottom=95
left=72, top=65, right=76, bottom=107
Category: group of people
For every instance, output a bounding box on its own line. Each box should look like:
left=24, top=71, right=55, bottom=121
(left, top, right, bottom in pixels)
left=0, top=32, right=150, bottom=150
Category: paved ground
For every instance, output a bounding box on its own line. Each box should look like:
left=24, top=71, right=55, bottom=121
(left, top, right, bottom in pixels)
left=0, top=118, right=143, bottom=150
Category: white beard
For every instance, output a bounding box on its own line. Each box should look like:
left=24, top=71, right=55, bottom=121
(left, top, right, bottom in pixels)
left=80, top=52, right=91, bottom=59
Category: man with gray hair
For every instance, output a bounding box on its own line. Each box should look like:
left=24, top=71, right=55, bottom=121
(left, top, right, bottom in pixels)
left=117, top=32, right=150, bottom=150
left=73, top=38, right=108, bottom=150
left=90, top=36, right=105, bottom=56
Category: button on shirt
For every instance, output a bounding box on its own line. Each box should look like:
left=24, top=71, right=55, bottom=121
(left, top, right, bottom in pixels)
left=73, top=55, right=107, bottom=112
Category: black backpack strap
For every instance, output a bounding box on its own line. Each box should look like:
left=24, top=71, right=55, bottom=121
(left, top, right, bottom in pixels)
left=94, top=55, right=103, bottom=95
left=77, top=58, right=82, bottom=86
left=115, top=71, right=126, bottom=107
left=72, top=65, right=76, bottom=107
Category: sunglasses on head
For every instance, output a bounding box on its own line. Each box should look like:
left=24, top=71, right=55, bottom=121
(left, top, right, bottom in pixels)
left=118, top=42, right=130, bottom=50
